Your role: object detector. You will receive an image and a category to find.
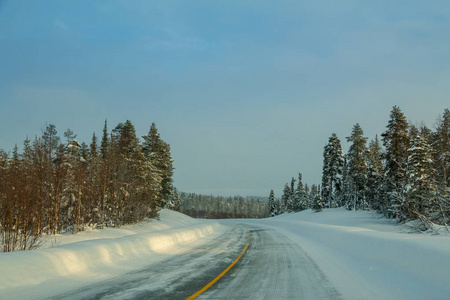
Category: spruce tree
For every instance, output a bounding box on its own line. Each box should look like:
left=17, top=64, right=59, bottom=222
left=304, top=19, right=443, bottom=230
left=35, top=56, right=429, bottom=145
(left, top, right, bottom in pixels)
left=381, top=106, right=410, bottom=218
left=268, top=190, right=277, bottom=217
left=90, top=132, right=98, bottom=160
left=322, top=133, right=345, bottom=208
left=286, top=177, right=296, bottom=212
left=142, top=123, right=174, bottom=207
left=366, top=135, right=384, bottom=211
left=346, top=123, right=369, bottom=210
left=406, top=134, right=437, bottom=219
left=294, top=173, right=308, bottom=211
left=100, top=119, right=109, bottom=159
left=42, top=124, right=60, bottom=162
left=312, top=185, right=323, bottom=212
left=281, top=183, right=291, bottom=213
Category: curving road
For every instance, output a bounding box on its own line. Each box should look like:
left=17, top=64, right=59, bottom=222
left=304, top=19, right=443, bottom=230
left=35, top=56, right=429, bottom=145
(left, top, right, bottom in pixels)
left=51, top=224, right=341, bottom=300
left=198, top=226, right=341, bottom=300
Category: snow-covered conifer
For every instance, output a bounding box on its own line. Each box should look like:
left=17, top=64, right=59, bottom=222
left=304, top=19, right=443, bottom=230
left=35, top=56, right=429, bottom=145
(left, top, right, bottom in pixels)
left=312, top=185, right=323, bottom=212
left=268, top=190, right=277, bottom=217
left=406, top=134, right=437, bottom=219
left=381, top=106, right=410, bottom=218
left=346, top=123, right=369, bottom=210
left=294, top=173, right=308, bottom=211
left=282, top=183, right=291, bottom=213
left=322, top=133, right=345, bottom=208
left=142, top=123, right=174, bottom=207
left=366, top=135, right=384, bottom=211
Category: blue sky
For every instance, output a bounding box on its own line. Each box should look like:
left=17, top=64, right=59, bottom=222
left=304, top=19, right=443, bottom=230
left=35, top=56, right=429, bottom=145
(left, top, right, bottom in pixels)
left=1, top=1, right=450, bottom=197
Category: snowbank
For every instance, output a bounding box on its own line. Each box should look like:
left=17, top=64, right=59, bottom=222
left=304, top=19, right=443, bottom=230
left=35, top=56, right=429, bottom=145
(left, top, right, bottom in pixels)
left=0, top=210, right=224, bottom=299
left=241, top=208, right=450, bottom=300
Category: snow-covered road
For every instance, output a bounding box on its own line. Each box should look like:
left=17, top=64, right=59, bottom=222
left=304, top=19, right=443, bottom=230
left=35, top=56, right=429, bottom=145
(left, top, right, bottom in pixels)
left=198, top=225, right=341, bottom=300
left=48, top=224, right=342, bottom=300
left=1, top=209, right=450, bottom=300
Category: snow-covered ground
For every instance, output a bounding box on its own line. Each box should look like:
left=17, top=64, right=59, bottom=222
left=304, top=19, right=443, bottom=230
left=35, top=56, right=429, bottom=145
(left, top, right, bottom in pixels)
left=0, top=210, right=224, bottom=299
left=233, top=208, right=450, bottom=300
left=1, top=208, right=449, bottom=299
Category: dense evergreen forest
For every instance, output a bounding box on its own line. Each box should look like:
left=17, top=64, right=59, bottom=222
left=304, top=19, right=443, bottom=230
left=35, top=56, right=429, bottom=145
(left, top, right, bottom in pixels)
left=0, top=120, right=175, bottom=252
left=270, top=106, right=450, bottom=231
left=179, top=193, right=268, bottom=219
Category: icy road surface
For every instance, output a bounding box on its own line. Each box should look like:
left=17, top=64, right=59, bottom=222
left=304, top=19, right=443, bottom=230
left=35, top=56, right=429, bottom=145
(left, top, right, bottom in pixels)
left=51, top=224, right=341, bottom=299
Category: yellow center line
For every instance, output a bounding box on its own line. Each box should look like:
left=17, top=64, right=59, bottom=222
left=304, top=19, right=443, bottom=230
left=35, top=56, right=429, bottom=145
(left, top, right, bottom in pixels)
left=186, top=229, right=251, bottom=300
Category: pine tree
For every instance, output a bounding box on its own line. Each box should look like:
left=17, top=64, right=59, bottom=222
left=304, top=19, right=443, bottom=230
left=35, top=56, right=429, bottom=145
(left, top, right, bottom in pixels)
left=113, top=120, right=140, bottom=157
left=366, top=135, right=384, bottom=211
left=100, top=119, right=109, bottom=159
left=90, top=132, right=98, bottom=160
left=142, top=123, right=174, bottom=207
left=286, top=177, right=296, bottom=212
left=346, top=123, right=369, bottom=210
left=268, top=190, right=277, bottom=217
left=64, top=128, right=77, bottom=145
left=381, top=106, right=410, bottom=218
left=304, top=184, right=310, bottom=208
left=42, top=124, right=60, bottom=162
left=322, top=133, right=345, bottom=208
left=294, top=173, right=308, bottom=211
left=312, top=185, right=323, bottom=212
left=112, top=120, right=157, bottom=225
left=406, top=134, right=437, bottom=219
left=281, top=183, right=291, bottom=213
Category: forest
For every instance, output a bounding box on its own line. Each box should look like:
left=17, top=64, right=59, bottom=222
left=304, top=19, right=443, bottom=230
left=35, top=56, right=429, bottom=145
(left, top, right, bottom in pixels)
left=0, top=120, right=175, bottom=252
left=179, top=192, right=268, bottom=219
left=271, top=106, right=450, bottom=232
left=1, top=106, right=449, bottom=252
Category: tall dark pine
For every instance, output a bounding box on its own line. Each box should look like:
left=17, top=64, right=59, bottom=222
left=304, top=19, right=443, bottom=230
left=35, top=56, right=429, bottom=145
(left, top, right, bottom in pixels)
left=382, top=106, right=410, bottom=189
left=286, top=177, right=296, bottom=212
left=381, top=106, right=410, bottom=218
left=281, top=183, right=291, bottom=213
left=311, top=185, right=323, bottom=212
left=346, top=123, right=369, bottom=210
left=142, top=123, right=174, bottom=207
left=294, top=173, right=308, bottom=211
left=42, top=124, right=60, bottom=162
left=268, top=190, right=277, bottom=217
left=100, top=119, right=109, bottom=159
left=113, top=120, right=140, bottom=157
left=322, top=133, right=345, bottom=208
left=90, top=132, right=98, bottom=159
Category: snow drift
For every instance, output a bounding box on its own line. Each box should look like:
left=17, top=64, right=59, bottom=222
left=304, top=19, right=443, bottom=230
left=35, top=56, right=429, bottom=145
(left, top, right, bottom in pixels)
left=0, top=210, right=223, bottom=299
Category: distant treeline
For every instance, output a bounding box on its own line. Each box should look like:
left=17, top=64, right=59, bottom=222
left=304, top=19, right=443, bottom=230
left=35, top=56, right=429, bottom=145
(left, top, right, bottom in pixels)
left=179, top=192, right=268, bottom=219
left=0, top=121, right=175, bottom=252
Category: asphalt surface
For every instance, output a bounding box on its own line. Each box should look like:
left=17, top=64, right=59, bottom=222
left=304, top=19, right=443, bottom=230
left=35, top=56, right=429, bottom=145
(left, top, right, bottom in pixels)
left=51, top=224, right=341, bottom=300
